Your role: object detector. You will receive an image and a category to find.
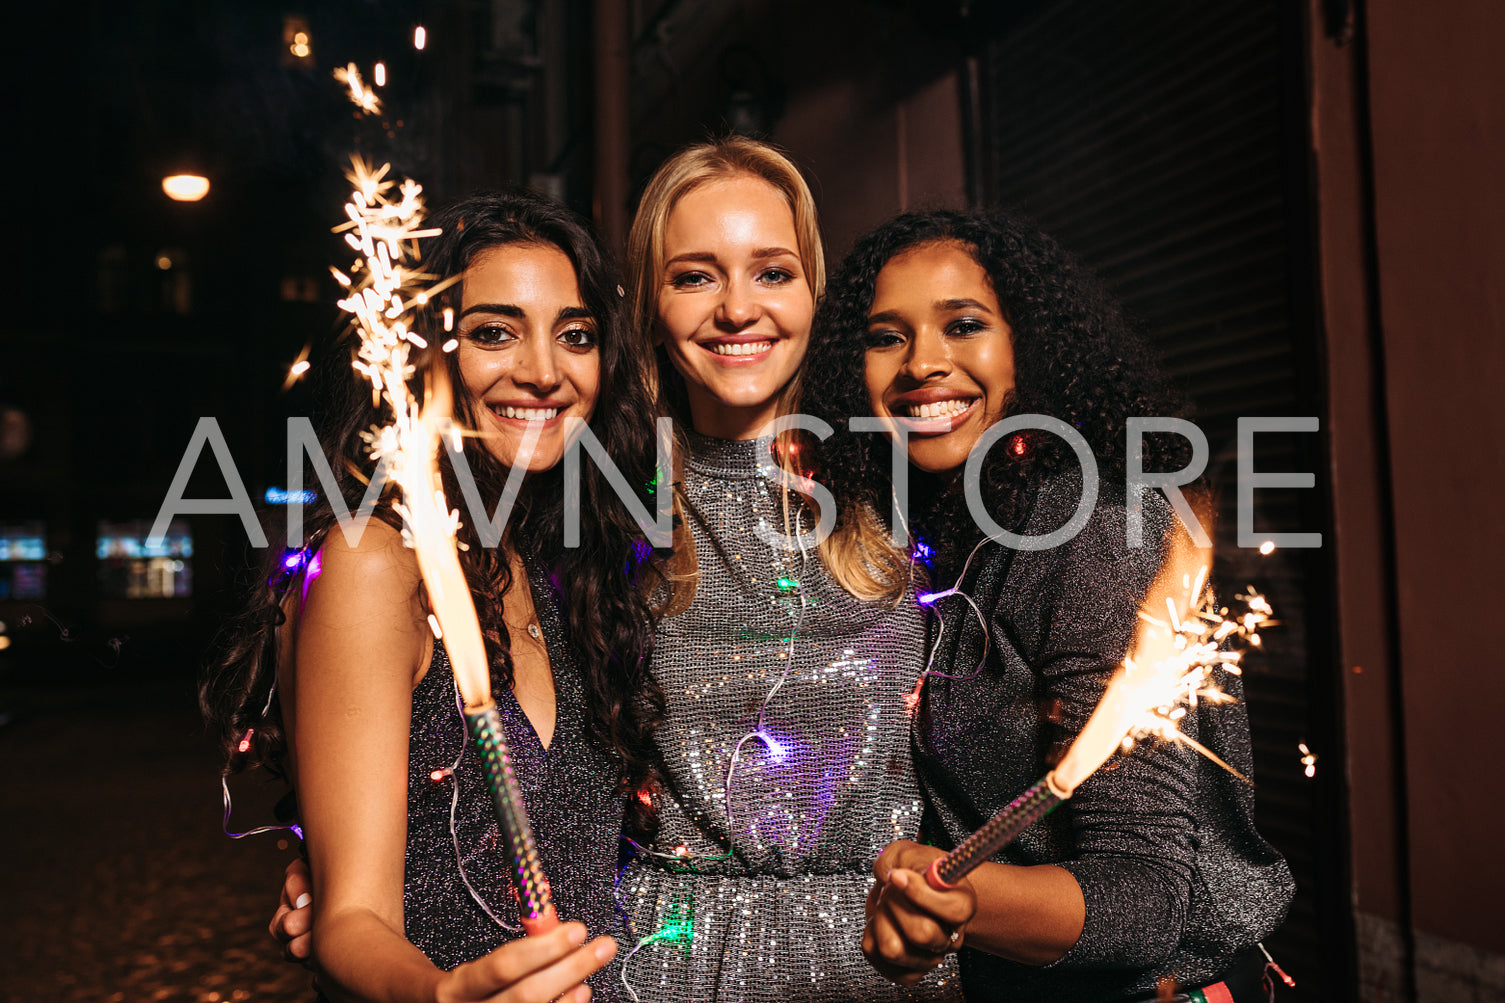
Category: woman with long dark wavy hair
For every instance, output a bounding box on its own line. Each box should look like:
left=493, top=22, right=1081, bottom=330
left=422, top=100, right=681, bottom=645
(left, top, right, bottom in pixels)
left=805, top=209, right=1293, bottom=1002
left=203, top=189, right=663, bottom=1003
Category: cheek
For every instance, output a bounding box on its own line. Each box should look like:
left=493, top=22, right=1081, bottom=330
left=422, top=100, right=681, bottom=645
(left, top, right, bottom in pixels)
left=571, top=357, right=603, bottom=417
left=775, top=294, right=815, bottom=341
left=863, top=357, right=888, bottom=413
left=656, top=298, right=699, bottom=345
left=457, top=351, right=502, bottom=402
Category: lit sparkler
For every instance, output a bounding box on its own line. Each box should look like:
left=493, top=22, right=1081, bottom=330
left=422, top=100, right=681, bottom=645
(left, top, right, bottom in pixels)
left=927, top=524, right=1273, bottom=890
left=333, top=63, right=382, bottom=116
left=331, top=136, right=555, bottom=933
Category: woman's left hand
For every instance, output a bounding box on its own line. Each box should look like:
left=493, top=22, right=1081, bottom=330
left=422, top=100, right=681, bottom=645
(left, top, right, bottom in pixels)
left=862, top=840, right=977, bottom=986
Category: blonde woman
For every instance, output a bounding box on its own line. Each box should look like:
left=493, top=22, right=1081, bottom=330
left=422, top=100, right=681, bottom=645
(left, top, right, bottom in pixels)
left=271, top=144, right=955, bottom=1002
left=613, top=138, right=957, bottom=1002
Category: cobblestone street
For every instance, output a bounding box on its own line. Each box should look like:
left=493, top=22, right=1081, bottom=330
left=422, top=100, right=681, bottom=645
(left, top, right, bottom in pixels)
left=1, top=676, right=312, bottom=1002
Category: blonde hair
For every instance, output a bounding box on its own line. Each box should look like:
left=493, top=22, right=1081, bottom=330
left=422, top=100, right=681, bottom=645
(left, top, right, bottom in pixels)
left=627, top=137, right=902, bottom=606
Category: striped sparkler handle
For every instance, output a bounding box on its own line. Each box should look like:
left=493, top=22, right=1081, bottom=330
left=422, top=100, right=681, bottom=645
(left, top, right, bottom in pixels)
left=926, top=773, right=1068, bottom=889
left=463, top=701, right=559, bottom=934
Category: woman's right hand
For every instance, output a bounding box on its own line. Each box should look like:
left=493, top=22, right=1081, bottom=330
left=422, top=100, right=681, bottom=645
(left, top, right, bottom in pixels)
left=862, top=840, right=976, bottom=986
left=435, top=924, right=617, bottom=1003
left=271, top=857, right=314, bottom=962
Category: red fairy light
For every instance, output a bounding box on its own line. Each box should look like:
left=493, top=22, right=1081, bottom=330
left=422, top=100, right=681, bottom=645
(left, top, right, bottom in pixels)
left=238, top=729, right=254, bottom=754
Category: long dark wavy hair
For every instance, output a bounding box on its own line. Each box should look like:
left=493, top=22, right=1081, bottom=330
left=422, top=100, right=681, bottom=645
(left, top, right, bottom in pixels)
left=804, top=208, right=1192, bottom=578
left=203, top=189, right=665, bottom=836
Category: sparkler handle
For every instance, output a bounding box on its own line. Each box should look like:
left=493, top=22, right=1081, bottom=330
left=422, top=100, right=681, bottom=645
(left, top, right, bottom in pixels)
left=463, top=702, right=557, bottom=932
left=927, top=775, right=1066, bottom=889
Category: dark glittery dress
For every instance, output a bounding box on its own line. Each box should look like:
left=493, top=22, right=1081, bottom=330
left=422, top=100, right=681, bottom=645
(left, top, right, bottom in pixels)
left=401, top=565, right=626, bottom=1001
left=914, top=478, right=1294, bottom=1002
left=616, top=434, right=961, bottom=1002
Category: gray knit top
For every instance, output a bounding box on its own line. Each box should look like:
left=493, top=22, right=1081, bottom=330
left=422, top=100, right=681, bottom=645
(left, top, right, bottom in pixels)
left=914, top=478, right=1294, bottom=1001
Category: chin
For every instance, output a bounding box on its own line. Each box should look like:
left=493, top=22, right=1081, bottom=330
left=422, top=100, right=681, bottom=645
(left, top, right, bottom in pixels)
left=484, top=437, right=567, bottom=472
left=906, top=444, right=970, bottom=477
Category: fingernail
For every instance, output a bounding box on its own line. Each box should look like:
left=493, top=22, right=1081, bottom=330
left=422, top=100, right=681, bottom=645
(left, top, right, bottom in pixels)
left=294, top=893, right=311, bottom=910
left=595, top=938, right=618, bottom=960
left=567, top=924, right=587, bottom=945
left=891, top=869, right=909, bottom=889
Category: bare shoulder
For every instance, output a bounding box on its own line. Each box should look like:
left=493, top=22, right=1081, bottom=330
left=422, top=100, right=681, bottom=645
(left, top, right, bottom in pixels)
left=297, top=517, right=425, bottom=637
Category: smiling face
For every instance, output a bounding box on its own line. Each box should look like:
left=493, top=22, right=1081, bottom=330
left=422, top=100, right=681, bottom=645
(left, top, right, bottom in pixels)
left=863, top=240, right=1016, bottom=475
left=456, top=242, right=600, bottom=471
left=655, top=173, right=814, bottom=440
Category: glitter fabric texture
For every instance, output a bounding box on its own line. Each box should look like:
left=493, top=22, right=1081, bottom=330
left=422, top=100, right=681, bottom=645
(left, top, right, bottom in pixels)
left=403, top=567, right=626, bottom=1000
left=914, top=479, right=1294, bottom=1001
left=618, top=435, right=960, bottom=1002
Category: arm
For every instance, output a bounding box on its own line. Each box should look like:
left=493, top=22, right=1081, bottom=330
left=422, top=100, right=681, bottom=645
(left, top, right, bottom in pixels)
left=286, top=521, right=614, bottom=1003
left=865, top=489, right=1198, bottom=979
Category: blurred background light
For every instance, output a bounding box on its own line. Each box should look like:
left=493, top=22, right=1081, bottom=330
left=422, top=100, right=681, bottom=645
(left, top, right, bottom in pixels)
left=161, top=175, right=209, bottom=201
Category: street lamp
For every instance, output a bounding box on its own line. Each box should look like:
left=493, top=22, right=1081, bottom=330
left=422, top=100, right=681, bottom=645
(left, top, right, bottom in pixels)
left=162, top=174, right=210, bottom=202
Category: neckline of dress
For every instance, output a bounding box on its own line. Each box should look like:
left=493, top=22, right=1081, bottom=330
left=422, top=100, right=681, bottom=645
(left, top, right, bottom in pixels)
left=684, top=430, right=766, bottom=480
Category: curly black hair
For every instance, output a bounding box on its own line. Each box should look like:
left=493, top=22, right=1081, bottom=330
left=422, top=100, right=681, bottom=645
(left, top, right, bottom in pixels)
left=202, top=188, right=664, bottom=837
left=803, top=208, right=1192, bottom=578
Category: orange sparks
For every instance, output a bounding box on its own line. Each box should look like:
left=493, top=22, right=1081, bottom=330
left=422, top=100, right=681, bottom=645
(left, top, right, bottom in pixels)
left=333, top=63, right=382, bottom=116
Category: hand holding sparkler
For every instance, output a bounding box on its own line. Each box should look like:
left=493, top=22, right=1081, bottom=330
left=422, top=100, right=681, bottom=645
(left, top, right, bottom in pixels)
left=923, top=525, right=1263, bottom=893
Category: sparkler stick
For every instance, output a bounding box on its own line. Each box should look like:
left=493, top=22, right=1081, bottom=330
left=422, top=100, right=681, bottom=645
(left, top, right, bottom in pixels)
left=334, top=154, right=557, bottom=934
left=927, top=523, right=1269, bottom=891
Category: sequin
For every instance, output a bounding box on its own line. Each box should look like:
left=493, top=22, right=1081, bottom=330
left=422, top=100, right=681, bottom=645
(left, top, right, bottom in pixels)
left=619, top=434, right=959, bottom=1001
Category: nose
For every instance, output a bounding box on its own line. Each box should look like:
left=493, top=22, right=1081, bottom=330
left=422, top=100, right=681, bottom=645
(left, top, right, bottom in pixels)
left=512, top=334, right=561, bottom=392
left=715, top=276, right=760, bottom=331
left=900, top=326, right=951, bottom=382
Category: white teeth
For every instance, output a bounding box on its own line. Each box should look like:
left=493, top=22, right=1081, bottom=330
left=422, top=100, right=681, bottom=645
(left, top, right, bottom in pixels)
left=708, top=341, right=773, bottom=356
left=494, top=406, right=560, bottom=421
left=904, top=399, right=975, bottom=419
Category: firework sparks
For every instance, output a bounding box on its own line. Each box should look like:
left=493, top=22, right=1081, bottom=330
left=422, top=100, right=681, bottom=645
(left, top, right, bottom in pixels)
left=330, top=145, right=555, bottom=933
left=1299, top=742, right=1317, bottom=778
left=929, top=519, right=1274, bottom=888
left=333, top=63, right=382, bottom=116
left=1055, top=526, right=1270, bottom=793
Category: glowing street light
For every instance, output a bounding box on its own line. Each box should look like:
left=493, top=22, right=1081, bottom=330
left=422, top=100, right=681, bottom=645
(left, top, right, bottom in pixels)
left=162, top=175, right=210, bottom=202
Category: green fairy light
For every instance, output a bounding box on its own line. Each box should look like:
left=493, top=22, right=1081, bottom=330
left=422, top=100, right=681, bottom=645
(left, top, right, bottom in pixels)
left=776, top=576, right=799, bottom=591
left=642, top=900, right=695, bottom=955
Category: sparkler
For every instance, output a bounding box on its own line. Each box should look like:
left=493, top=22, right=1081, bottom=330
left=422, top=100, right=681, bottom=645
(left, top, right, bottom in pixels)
left=332, top=141, right=556, bottom=933
left=927, top=525, right=1272, bottom=890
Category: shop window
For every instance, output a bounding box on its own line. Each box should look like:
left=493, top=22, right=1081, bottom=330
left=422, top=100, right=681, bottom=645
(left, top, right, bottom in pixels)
left=97, top=520, right=193, bottom=599
left=0, top=522, right=48, bottom=600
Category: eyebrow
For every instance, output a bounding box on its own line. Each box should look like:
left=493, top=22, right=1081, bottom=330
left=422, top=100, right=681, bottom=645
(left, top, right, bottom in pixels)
left=663, top=246, right=799, bottom=268
left=459, top=303, right=593, bottom=323
left=866, top=298, right=997, bottom=325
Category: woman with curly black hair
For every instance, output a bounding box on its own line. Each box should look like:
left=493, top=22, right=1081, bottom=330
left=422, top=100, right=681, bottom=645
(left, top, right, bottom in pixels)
left=203, top=190, right=664, bottom=1003
left=804, top=209, right=1293, bottom=1002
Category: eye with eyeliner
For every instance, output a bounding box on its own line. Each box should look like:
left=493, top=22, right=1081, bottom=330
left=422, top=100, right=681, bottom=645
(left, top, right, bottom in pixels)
left=558, top=326, right=598, bottom=349
left=668, top=269, right=713, bottom=289
left=947, top=317, right=988, bottom=337
left=465, top=321, right=516, bottom=347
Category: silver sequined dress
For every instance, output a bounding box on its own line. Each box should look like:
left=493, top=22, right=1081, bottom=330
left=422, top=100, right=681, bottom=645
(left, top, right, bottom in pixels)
left=617, top=434, right=961, bottom=1003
